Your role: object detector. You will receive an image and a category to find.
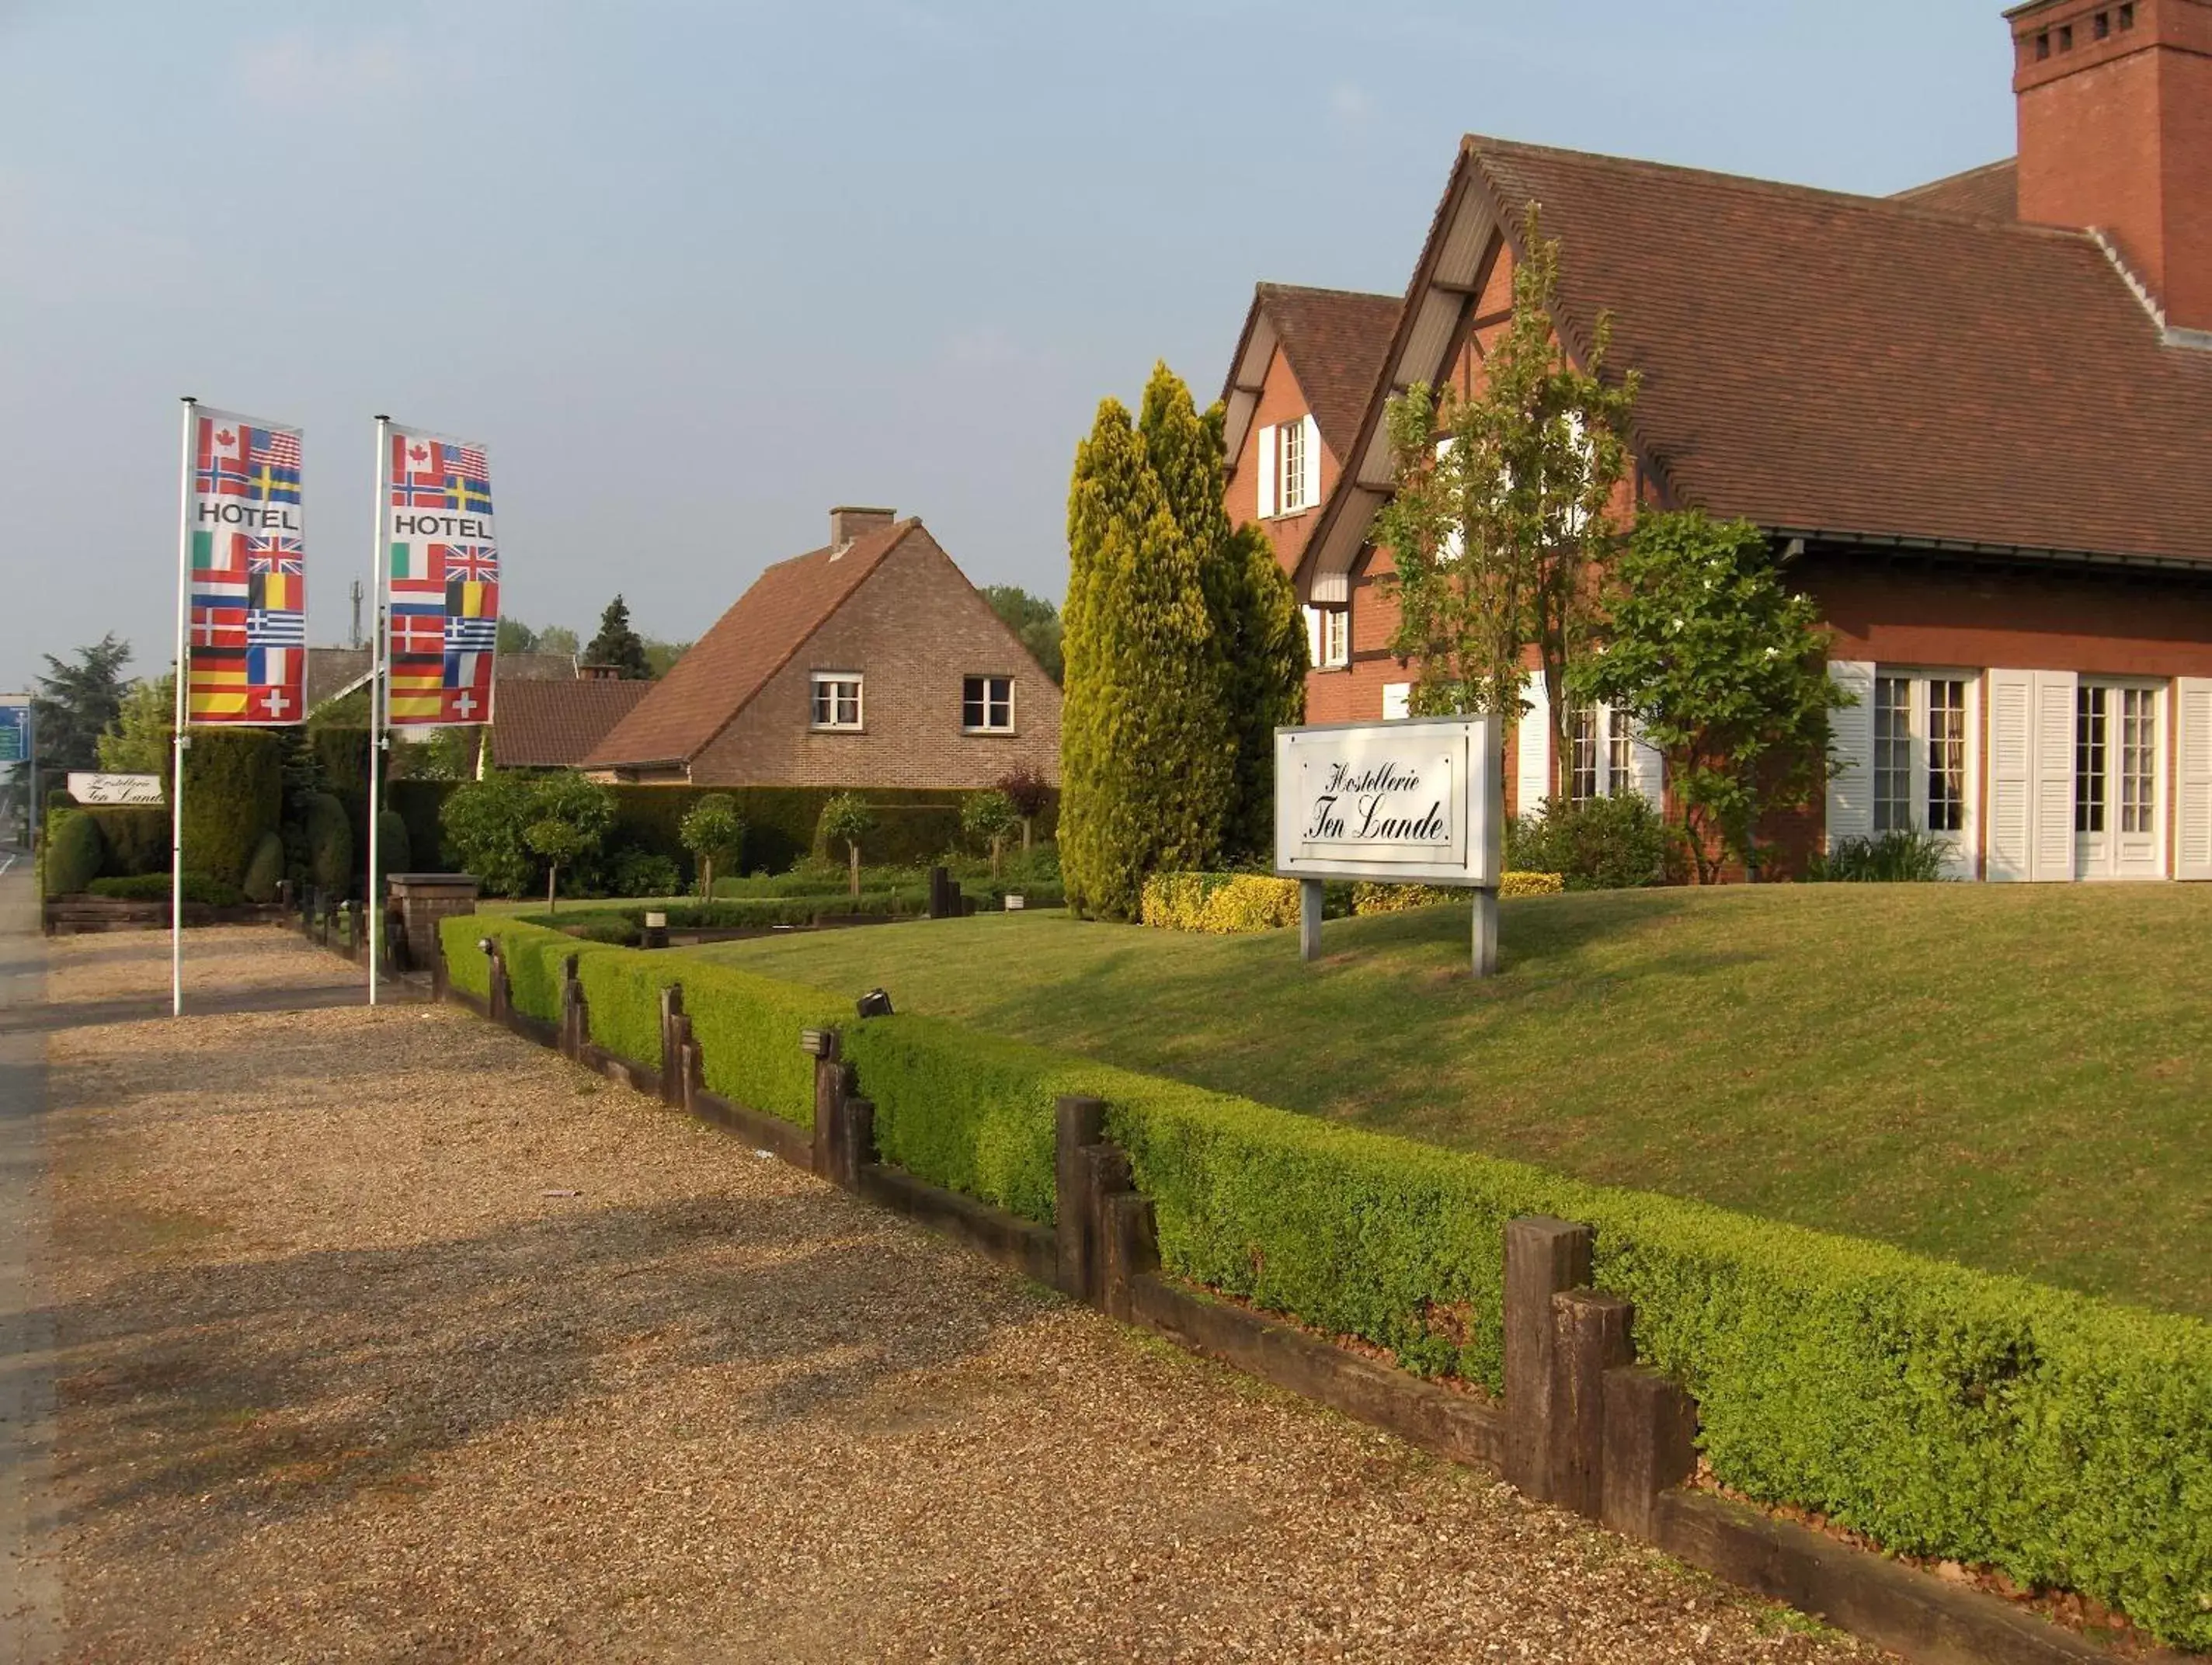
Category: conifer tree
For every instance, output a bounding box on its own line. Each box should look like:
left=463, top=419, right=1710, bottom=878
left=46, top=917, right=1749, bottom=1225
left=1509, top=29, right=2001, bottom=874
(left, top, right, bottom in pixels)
left=1137, top=363, right=1306, bottom=864
left=1059, top=397, right=1230, bottom=920
left=583, top=596, right=652, bottom=680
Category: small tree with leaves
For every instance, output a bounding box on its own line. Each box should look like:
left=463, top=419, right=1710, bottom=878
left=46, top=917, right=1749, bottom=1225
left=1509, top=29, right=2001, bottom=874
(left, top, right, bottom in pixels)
left=518, top=774, right=614, bottom=911
left=583, top=596, right=652, bottom=680
left=98, top=673, right=175, bottom=773
left=995, top=766, right=1051, bottom=853
left=679, top=792, right=746, bottom=899
left=1372, top=205, right=1638, bottom=795
left=1570, top=512, right=1847, bottom=884
left=817, top=792, right=875, bottom=899
left=962, top=789, right=1020, bottom=876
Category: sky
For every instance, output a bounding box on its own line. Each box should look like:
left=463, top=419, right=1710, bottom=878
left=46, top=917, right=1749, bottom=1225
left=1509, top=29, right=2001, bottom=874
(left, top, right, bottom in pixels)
left=0, top=0, right=2017, bottom=697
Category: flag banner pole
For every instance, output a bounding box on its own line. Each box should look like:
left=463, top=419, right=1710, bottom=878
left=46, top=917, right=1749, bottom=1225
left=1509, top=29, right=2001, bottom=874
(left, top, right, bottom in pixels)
left=170, top=396, right=197, bottom=1018
left=367, top=415, right=390, bottom=1006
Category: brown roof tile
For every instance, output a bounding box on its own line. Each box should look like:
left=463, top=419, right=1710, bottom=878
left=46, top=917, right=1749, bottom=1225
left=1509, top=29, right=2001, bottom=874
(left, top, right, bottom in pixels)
left=1255, top=283, right=1401, bottom=459
left=582, top=520, right=915, bottom=768
left=1465, top=137, right=2212, bottom=564
left=1890, top=158, right=2019, bottom=221
left=490, top=679, right=652, bottom=769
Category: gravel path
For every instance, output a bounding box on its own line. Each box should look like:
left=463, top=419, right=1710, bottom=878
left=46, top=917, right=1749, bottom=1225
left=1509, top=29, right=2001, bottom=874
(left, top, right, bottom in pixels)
left=35, top=926, right=1883, bottom=1663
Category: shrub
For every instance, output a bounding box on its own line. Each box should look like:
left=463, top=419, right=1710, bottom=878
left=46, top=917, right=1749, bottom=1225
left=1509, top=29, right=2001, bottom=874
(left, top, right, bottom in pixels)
left=178, top=727, right=283, bottom=885
left=433, top=919, right=2212, bottom=1647
left=1811, top=829, right=1953, bottom=883
left=43, top=813, right=104, bottom=898
left=1140, top=873, right=1301, bottom=933
left=82, top=806, right=169, bottom=877
left=375, top=808, right=412, bottom=886
left=960, top=789, right=1020, bottom=874
left=816, top=793, right=875, bottom=897
left=304, top=791, right=353, bottom=898
left=241, top=830, right=285, bottom=903
left=1510, top=793, right=1674, bottom=889
left=609, top=846, right=681, bottom=898
left=89, top=871, right=243, bottom=906
left=1351, top=874, right=1564, bottom=914
left=678, top=793, right=746, bottom=897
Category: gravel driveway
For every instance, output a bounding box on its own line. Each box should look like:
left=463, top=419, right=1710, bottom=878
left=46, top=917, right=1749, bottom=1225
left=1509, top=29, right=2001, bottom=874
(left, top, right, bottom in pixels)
left=30, top=926, right=1882, bottom=1663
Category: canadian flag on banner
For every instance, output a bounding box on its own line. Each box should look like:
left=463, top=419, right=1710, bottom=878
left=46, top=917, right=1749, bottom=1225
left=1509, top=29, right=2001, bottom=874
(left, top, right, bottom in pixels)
left=395, top=434, right=443, bottom=481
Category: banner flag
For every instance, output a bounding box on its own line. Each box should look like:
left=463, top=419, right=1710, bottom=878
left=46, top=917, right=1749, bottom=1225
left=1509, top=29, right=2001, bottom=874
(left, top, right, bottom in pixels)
left=384, top=426, right=498, bottom=726
left=186, top=408, right=306, bottom=725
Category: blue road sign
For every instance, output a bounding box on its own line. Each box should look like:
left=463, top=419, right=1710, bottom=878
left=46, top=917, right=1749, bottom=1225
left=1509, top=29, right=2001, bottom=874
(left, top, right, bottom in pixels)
left=0, top=703, right=26, bottom=766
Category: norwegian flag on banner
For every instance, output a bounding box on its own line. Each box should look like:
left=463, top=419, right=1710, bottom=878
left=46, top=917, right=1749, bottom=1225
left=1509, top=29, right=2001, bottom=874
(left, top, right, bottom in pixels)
left=384, top=424, right=499, bottom=727
left=184, top=406, right=306, bottom=725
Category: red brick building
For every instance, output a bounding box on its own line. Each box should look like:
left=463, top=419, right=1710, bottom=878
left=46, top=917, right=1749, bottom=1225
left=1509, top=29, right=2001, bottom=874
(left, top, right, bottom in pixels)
left=1223, top=0, right=2212, bottom=881
left=582, top=508, right=1061, bottom=788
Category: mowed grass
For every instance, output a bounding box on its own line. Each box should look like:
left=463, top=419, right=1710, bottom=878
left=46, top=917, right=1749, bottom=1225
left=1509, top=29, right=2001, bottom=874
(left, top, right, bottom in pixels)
left=688, top=885, right=2212, bottom=1317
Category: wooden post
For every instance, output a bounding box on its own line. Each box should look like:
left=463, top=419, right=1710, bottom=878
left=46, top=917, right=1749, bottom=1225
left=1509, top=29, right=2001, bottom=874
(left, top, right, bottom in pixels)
left=1077, top=1142, right=1132, bottom=1308
left=831, top=1095, right=876, bottom=1190
left=1601, top=1365, right=1699, bottom=1541
left=486, top=944, right=510, bottom=1024
left=659, top=985, right=685, bottom=1106
left=1550, top=1289, right=1634, bottom=1520
left=676, top=1019, right=702, bottom=1111
left=811, top=1034, right=846, bottom=1179
left=1504, top=1216, right=1593, bottom=1501
left=1054, top=1096, right=1107, bottom=1298
left=560, top=954, right=583, bottom=1058
left=1472, top=887, right=1499, bottom=978
left=1299, top=879, right=1323, bottom=962
left=1100, top=1192, right=1158, bottom=1323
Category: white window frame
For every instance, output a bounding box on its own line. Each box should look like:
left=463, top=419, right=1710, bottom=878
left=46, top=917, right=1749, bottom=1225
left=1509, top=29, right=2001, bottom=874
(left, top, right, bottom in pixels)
left=1567, top=701, right=1639, bottom=805
left=1868, top=667, right=1979, bottom=877
left=1319, top=605, right=1349, bottom=669
left=1279, top=419, right=1309, bottom=514
left=2073, top=676, right=2166, bottom=880
left=962, top=673, right=1014, bottom=734
left=810, top=672, right=864, bottom=731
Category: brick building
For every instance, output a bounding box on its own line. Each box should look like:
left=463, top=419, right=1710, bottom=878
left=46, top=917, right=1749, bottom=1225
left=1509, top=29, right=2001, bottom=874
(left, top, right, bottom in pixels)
left=582, top=508, right=1060, bottom=788
left=1223, top=0, right=2212, bottom=881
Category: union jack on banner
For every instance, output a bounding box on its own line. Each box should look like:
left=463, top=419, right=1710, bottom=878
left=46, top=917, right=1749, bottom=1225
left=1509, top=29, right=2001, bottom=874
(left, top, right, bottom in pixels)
left=245, top=537, right=304, bottom=575
left=437, top=544, right=498, bottom=582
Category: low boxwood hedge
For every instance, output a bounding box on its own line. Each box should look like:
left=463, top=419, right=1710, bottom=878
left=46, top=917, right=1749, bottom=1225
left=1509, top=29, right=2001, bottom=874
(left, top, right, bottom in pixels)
left=431, top=915, right=2212, bottom=1649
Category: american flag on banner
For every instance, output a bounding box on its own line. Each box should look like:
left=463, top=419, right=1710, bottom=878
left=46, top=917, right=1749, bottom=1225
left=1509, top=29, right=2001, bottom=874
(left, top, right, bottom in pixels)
left=384, top=424, right=499, bottom=727
left=183, top=406, right=306, bottom=725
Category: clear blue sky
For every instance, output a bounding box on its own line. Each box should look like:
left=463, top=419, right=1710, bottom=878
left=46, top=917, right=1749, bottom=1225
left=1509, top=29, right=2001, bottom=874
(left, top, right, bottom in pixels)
left=0, top=0, right=2015, bottom=695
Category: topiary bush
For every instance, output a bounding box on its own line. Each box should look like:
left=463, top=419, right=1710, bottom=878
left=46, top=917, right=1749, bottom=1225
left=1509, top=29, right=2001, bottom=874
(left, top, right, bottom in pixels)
left=82, top=806, right=169, bottom=877
left=241, top=830, right=285, bottom=902
left=304, top=791, right=353, bottom=898
left=609, top=846, right=681, bottom=898
left=43, top=812, right=104, bottom=898
left=178, top=727, right=283, bottom=886
left=1509, top=793, right=1675, bottom=889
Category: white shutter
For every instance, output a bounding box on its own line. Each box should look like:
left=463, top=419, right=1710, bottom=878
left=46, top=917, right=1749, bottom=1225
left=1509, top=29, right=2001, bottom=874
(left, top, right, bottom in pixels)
left=1303, top=605, right=1323, bottom=671
left=1824, top=660, right=1876, bottom=850
left=1516, top=669, right=1551, bottom=816
left=1300, top=414, right=1322, bottom=510
left=2030, top=671, right=2078, bottom=881
left=2176, top=680, right=2212, bottom=880
left=1256, top=424, right=1278, bottom=519
left=1626, top=714, right=1664, bottom=808
left=1987, top=668, right=2034, bottom=881
left=1382, top=682, right=1410, bottom=721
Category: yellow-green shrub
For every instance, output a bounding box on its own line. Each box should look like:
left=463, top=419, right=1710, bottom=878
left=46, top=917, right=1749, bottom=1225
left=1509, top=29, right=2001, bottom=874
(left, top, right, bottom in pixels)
left=1351, top=872, right=1564, bottom=915
left=1140, top=872, right=1300, bottom=933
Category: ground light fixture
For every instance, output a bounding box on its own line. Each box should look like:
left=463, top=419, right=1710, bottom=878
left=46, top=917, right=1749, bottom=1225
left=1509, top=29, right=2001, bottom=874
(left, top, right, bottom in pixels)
left=856, top=988, right=894, bottom=1020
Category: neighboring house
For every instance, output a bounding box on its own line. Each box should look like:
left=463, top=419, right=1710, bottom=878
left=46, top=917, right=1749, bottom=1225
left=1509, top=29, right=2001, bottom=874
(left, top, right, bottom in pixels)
left=302, top=647, right=579, bottom=717
left=489, top=676, right=652, bottom=769
left=1223, top=0, right=2212, bottom=882
left=581, top=508, right=1061, bottom=787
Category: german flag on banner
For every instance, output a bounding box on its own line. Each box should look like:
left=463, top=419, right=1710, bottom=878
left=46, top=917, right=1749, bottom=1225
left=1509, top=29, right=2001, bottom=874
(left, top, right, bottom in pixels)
left=183, top=408, right=306, bottom=725
left=383, top=425, right=499, bottom=728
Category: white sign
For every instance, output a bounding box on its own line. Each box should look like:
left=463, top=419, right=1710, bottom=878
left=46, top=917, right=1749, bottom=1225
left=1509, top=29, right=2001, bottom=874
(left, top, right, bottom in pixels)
left=1273, top=717, right=1500, bottom=886
left=67, top=773, right=165, bottom=806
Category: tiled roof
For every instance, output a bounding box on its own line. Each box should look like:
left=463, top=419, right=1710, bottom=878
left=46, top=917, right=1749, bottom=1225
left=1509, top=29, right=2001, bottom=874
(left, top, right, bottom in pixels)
left=490, top=679, right=652, bottom=769
left=1255, top=283, right=1402, bottom=458
left=583, top=520, right=916, bottom=768
left=498, top=652, right=579, bottom=682
left=304, top=648, right=372, bottom=710
left=1465, top=137, right=2212, bottom=564
left=1890, top=158, right=2018, bottom=222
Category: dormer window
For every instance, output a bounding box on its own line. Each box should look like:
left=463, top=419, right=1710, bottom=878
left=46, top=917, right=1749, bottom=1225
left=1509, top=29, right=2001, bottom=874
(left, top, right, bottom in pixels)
left=1256, top=415, right=1322, bottom=517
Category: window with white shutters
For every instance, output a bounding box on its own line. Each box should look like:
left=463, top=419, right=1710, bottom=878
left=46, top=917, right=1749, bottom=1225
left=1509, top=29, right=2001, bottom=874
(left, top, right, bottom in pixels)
left=1279, top=419, right=1308, bottom=514
left=1318, top=607, right=1348, bottom=669
left=1567, top=702, right=1647, bottom=805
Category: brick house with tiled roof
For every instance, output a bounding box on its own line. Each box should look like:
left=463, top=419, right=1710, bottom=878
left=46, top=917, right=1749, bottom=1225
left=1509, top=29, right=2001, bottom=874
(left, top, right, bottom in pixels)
left=490, top=677, right=652, bottom=770
left=1225, top=0, right=2212, bottom=883
left=582, top=508, right=1061, bottom=788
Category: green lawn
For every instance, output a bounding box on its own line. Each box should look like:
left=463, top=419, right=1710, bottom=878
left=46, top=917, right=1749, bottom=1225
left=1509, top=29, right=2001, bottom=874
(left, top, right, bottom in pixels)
left=687, top=885, right=2212, bottom=1318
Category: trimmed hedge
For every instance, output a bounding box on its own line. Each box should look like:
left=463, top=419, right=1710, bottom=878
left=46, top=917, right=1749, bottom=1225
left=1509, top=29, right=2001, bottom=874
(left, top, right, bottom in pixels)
left=177, top=728, right=283, bottom=886
left=88, top=871, right=244, bottom=906
left=1141, top=873, right=1300, bottom=933
left=82, top=806, right=169, bottom=877
left=606, top=784, right=1062, bottom=881
left=1351, top=873, right=1565, bottom=914
left=433, top=919, right=2212, bottom=1648
left=43, top=812, right=103, bottom=898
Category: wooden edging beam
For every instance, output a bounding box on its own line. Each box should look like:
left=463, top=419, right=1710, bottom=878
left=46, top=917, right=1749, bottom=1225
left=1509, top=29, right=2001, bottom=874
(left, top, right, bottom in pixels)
left=439, top=941, right=2180, bottom=1665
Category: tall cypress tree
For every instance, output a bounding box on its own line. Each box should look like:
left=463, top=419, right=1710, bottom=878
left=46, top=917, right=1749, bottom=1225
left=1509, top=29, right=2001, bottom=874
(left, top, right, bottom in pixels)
left=1059, top=397, right=1229, bottom=920
left=1137, top=364, right=1306, bottom=864
left=583, top=596, right=652, bottom=680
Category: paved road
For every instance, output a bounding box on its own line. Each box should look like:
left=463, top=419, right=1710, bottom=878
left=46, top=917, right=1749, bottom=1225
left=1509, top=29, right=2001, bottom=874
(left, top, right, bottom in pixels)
left=0, top=865, right=58, bottom=1663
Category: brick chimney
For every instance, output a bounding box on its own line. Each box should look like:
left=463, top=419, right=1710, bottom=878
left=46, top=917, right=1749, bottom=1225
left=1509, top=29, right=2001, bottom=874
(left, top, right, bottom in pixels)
left=2009, top=0, right=2212, bottom=336
left=830, top=506, right=896, bottom=548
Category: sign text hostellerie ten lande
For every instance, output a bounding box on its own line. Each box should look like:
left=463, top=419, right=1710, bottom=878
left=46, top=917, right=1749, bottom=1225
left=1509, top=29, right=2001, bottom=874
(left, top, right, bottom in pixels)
left=1303, top=759, right=1447, bottom=843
